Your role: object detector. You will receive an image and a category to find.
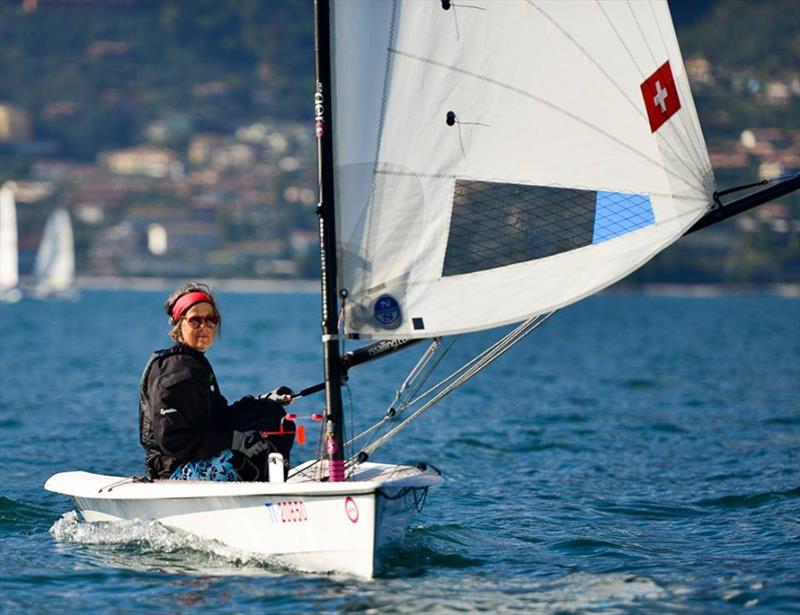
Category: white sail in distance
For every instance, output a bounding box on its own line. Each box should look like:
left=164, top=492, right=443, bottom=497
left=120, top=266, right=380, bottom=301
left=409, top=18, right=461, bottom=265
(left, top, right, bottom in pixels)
left=0, top=183, right=20, bottom=296
left=329, top=0, right=714, bottom=339
left=34, top=208, right=75, bottom=295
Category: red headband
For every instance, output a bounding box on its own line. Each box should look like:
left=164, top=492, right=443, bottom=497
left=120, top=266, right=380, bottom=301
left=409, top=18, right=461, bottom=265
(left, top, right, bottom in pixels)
left=171, top=291, right=214, bottom=323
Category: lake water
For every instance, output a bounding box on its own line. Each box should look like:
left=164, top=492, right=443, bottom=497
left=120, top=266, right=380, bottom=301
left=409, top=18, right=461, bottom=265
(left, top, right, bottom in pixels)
left=1, top=290, right=798, bottom=613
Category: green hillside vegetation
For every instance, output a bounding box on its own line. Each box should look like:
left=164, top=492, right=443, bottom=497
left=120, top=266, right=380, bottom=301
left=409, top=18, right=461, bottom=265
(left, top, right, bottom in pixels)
left=676, top=0, right=800, bottom=136
left=0, top=0, right=313, bottom=158
left=0, top=0, right=796, bottom=284
left=631, top=0, right=800, bottom=285
left=679, top=0, right=799, bottom=77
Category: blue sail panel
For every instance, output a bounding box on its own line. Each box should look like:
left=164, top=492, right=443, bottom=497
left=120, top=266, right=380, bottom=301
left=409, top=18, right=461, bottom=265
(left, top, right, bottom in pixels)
left=592, top=191, right=654, bottom=244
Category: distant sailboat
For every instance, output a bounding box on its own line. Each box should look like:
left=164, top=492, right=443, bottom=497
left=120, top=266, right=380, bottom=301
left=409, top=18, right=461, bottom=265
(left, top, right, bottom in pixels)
left=33, top=208, right=77, bottom=299
left=0, top=182, right=22, bottom=303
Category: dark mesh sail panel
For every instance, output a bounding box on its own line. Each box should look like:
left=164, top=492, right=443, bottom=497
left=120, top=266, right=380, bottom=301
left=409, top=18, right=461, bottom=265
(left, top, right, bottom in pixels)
left=442, top=181, right=597, bottom=277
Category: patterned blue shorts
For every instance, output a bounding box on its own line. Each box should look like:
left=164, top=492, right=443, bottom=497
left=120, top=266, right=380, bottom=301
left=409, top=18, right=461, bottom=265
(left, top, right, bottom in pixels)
left=170, top=449, right=240, bottom=481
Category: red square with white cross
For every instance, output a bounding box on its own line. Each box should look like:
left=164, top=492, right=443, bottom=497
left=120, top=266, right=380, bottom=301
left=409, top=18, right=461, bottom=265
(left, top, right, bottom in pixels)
left=640, top=60, right=681, bottom=133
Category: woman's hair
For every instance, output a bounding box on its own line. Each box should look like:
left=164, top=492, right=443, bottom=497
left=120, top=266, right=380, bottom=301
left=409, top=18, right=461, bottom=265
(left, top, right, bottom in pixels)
left=164, top=282, right=222, bottom=342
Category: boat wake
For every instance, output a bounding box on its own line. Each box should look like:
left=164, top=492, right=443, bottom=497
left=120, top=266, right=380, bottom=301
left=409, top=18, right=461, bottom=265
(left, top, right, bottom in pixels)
left=49, top=511, right=290, bottom=576
left=376, top=571, right=673, bottom=613
left=524, top=572, right=669, bottom=613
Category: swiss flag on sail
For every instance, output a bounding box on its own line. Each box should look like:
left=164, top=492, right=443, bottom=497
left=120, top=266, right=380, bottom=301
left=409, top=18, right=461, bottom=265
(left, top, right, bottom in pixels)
left=640, top=60, right=681, bottom=133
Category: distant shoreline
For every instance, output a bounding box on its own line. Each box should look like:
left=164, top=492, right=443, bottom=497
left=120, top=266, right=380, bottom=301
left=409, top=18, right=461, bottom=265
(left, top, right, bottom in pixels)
left=608, top=283, right=800, bottom=298
left=74, top=276, right=321, bottom=294
left=72, top=276, right=800, bottom=298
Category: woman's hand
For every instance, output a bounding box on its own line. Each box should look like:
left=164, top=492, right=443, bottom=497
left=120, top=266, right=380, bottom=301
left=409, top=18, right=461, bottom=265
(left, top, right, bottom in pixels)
left=231, top=430, right=269, bottom=457
left=260, top=386, right=295, bottom=405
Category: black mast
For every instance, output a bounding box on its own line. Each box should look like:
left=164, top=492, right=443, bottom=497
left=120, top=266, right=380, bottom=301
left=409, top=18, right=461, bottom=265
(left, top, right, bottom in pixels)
left=314, top=0, right=346, bottom=482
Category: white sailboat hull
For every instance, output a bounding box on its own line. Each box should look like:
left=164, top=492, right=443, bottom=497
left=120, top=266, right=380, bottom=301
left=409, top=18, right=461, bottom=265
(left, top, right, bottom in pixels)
left=45, top=461, right=442, bottom=578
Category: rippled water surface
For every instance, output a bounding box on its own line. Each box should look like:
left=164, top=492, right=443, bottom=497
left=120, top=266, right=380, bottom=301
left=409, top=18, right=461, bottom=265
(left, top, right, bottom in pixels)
left=1, top=291, right=798, bottom=613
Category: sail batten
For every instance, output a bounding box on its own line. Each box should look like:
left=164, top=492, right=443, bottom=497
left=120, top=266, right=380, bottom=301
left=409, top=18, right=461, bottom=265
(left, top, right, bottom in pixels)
left=331, top=0, right=714, bottom=339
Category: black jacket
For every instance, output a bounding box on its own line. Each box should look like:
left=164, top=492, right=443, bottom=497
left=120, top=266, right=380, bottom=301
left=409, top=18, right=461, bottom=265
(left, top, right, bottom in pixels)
left=139, top=344, right=283, bottom=479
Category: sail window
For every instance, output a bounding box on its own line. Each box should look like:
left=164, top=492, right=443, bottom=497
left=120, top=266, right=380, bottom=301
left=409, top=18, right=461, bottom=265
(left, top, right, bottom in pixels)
left=442, top=181, right=654, bottom=277
left=593, top=191, right=655, bottom=243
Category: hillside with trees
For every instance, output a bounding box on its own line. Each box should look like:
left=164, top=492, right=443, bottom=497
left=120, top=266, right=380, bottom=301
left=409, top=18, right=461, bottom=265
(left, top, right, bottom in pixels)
left=0, top=0, right=797, bottom=284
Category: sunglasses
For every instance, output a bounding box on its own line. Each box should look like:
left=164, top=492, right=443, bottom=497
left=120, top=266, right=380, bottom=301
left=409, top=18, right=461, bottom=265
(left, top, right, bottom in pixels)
left=184, top=315, right=219, bottom=329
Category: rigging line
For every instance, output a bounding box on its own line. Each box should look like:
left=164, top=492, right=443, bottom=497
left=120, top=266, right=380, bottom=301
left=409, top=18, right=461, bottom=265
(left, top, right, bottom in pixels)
left=355, top=311, right=555, bottom=459
left=347, top=341, right=443, bottom=449
left=389, top=338, right=443, bottom=409
left=450, top=315, right=550, bottom=384
left=397, top=339, right=453, bottom=406
left=605, top=0, right=708, bottom=177
left=716, top=176, right=788, bottom=200
left=345, top=338, right=454, bottom=452
left=388, top=48, right=705, bottom=196
left=404, top=313, right=549, bottom=408
left=527, top=1, right=706, bottom=192
left=346, top=415, right=390, bottom=449
left=348, top=313, right=559, bottom=458
left=376, top=337, right=458, bottom=441
left=539, top=0, right=705, bottom=191
left=404, top=338, right=443, bottom=388
left=394, top=314, right=547, bottom=437
left=345, top=381, right=356, bottom=478
left=645, top=0, right=710, bottom=174
left=398, top=336, right=457, bottom=409
left=345, top=337, right=460, bottom=453
left=287, top=416, right=328, bottom=482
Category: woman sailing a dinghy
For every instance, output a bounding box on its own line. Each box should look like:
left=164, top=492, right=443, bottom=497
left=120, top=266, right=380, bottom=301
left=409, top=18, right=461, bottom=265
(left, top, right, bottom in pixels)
left=139, top=283, right=294, bottom=481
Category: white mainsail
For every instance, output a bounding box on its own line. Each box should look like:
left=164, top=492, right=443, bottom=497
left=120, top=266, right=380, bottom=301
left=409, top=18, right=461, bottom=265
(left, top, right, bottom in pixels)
left=330, top=0, right=714, bottom=339
left=0, top=182, right=20, bottom=299
left=33, top=208, right=75, bottom=296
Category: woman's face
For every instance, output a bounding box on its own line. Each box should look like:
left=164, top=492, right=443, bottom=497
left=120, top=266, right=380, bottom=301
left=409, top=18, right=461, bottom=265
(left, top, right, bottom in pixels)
left=180, top=302, right=218, bottom=352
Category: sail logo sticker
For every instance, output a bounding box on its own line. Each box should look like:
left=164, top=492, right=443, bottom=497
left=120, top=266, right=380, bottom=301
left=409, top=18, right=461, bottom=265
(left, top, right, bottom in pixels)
left=640, top=60, right=681, bottom=133
left=373, top=294, right=402, bottom=329
left=344, top=496, right=359, bottom=523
